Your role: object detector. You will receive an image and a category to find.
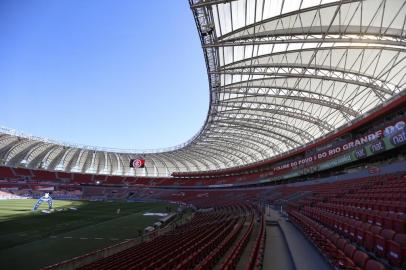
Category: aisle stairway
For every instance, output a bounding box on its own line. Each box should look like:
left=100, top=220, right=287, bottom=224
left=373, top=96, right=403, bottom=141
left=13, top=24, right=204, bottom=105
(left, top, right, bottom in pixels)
left=265, top=207, right=333, bottom=270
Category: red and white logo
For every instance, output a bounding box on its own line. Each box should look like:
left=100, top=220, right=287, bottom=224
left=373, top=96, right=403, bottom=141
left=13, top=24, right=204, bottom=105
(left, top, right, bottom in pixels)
left=131, top=159, right=145, bottom=168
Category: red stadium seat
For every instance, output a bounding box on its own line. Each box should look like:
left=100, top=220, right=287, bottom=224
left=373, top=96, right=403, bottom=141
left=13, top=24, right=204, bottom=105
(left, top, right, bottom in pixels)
left=364, top=259, right=385, bottom=270
left=32, top=170, right=57, bottom=181
left=364, top=225, right=382, bottom=251
left=13, top=168, right=32, bottom=176
left=374, top=229, right=396, bottom=257
left=344, top=243, right=357, bottom=259
left=72, top=173, right=93, bottom=183
left=349, top=220, right=362, bottom=241
left=387, top=233, right=406, bottom=267
left=337, top=238, right=348, bottom=251
left=0, top=167, right=15, bottom=178
left=352, top=250, right=369, bottom=269
left=393, top=217, right=406, bottom=234
left=56, top=172, right=71, bottom=179
left=356, top=223, right=372, bottom=245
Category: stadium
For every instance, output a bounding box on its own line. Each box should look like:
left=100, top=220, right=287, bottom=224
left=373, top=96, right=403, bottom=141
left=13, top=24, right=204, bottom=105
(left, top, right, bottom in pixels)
left=1, top=0, right=406, bottom=269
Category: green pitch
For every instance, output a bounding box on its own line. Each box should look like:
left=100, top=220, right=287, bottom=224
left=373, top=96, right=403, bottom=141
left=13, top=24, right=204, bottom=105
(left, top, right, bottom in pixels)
left=0, top=199, right=172, bottom=270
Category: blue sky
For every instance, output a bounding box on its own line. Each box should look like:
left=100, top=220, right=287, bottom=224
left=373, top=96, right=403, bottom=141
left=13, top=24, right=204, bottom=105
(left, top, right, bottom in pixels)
left=0, top=0, right=208, bottom=150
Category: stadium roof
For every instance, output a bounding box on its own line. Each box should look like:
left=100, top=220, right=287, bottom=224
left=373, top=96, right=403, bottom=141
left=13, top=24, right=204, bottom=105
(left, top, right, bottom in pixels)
left=1, top=0, right=406, bottom=177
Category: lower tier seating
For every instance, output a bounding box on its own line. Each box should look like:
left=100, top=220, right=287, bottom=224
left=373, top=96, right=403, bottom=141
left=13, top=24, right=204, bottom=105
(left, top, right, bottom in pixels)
left=289, top=209, right=386, bottom=270
left=285, top=171, right=406, bottom=269
left=77, top=203, right=265, bottom=270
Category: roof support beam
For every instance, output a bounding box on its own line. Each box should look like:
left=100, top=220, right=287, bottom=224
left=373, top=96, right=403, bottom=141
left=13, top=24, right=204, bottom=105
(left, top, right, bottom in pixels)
left=190, top=0, right=237, bottom=9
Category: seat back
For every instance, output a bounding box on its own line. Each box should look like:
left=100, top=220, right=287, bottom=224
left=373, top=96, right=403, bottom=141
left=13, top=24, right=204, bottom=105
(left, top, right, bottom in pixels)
left=381, top=229, right=396, bottom=240
left=371, top=225, right=382, bottom=234
left=362, top=223, right=372, bottom=230
left=337, top=238, right=348, bottom=250
left=387, top=233, right=406, bottom=266
left=344, top=244, right=356, bottom=258
left=352, top=250, right=368, bottom=268
left=329, top=233, right=339, bottom=245
left=365, top=259, right=385, bottom=270
left=394, top=233, right=406, bottom=246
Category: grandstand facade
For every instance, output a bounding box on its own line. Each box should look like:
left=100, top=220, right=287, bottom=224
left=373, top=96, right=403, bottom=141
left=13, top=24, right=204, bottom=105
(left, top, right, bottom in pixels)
left=1, top=0, right=406, bottom=177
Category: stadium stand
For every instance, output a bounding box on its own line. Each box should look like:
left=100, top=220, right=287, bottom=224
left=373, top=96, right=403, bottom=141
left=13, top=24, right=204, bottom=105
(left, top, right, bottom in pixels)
left=1, top=0, right=406, bottom=269
left=73, top=203, right=265, bottom=270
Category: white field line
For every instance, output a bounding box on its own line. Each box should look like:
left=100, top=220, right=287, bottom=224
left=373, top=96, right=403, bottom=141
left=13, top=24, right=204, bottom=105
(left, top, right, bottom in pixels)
left=48, top=236, right=129, bottom=241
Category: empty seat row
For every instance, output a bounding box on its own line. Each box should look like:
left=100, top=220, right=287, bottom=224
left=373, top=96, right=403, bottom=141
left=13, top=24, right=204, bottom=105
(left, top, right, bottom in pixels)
left=303, top=205, right=406, bottom=268
left=246, top=216, right=266, bottom=270
left=315, top=202, right=406, bottom=233
left=288, top=209, right=385, bottom=270
left=220, top=215, right=255, bottom=270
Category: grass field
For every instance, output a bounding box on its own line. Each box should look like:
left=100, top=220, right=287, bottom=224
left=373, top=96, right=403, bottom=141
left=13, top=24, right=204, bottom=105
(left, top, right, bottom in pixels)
left=0, top=199, right=172, bottom=270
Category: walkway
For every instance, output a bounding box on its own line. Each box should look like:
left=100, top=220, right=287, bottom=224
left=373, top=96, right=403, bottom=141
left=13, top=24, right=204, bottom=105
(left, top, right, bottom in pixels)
left=264, top=207, right=333, bottom=270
